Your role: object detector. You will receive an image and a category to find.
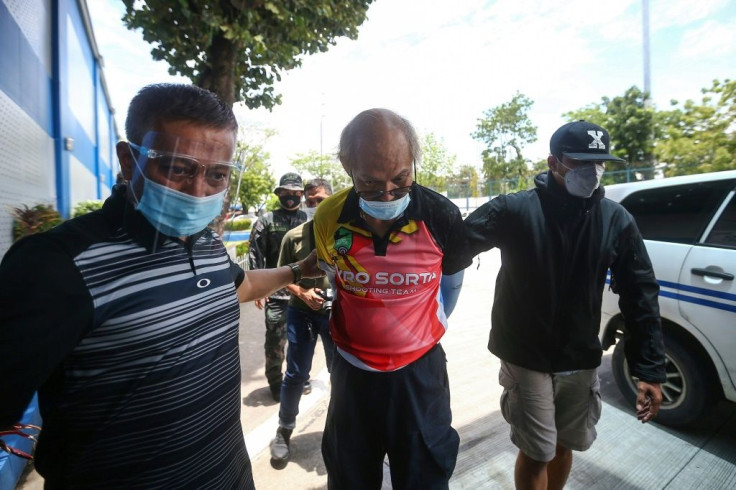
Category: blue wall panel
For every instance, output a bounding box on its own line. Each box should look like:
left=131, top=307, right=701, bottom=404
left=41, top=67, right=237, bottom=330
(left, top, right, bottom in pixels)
left=0, top=0, right=53, bottom=135
left=0, top=2, right=22, bottom=104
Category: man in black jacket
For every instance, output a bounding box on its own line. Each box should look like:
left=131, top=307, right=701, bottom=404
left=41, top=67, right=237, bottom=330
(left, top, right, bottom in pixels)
left=462, top=120, right=665, bottom=490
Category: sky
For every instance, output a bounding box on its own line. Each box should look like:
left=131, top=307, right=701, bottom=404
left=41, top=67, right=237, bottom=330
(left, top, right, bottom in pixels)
left=87, top=0, right=736, bottom=179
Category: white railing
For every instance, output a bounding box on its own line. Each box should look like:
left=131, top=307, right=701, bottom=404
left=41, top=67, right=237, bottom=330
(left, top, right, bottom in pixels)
left=234, top=254, right=249, bottom=271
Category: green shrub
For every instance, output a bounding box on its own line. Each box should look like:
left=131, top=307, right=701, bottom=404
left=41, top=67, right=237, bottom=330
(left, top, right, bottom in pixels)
left=72, top=200, right=104, bottom=217
left=11, top=204, right=64, bottom=242
left=236, top=242, right=250, bottom=257
left=224, top=218, right=252, bottom=231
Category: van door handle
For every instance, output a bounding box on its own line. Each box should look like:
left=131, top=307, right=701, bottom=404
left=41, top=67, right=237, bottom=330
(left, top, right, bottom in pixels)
left=691, top=268, right=734, bottom=280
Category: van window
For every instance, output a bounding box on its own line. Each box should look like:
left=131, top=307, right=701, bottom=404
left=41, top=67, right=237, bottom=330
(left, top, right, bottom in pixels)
left=705, top=193, right=736, bottom=248
left=620, top=180, right=736, bottom=244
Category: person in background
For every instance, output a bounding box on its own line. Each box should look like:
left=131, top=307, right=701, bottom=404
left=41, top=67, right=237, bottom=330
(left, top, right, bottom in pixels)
left=269, top=178, right=336, bottom=469
left=313, top=108, right=470, bottom=489
left=248, top=172, right=308, bottom=401
left=0, top=83, right=322, bottom=488
left=461, top=120, right=665, bottom=490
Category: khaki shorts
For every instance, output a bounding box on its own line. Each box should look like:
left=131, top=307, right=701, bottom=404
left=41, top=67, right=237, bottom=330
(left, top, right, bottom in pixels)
left=498, top=360, right=602, bottom=462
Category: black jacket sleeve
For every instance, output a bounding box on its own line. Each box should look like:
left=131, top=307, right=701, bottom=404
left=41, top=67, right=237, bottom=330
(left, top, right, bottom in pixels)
left=610, top=219, right=666, bottom=383
left=460, top=195, right=506, bottom=258
left=440, top=207, right=475, bottom=275
left=248, top=215, right=268, bottom=270
left=0, top=235, right=93, bottom=427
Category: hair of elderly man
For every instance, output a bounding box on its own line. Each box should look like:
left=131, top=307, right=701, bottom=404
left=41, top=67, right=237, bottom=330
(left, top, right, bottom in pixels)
left=125, top=83, right=238, bottom=144
left=304, top=177, right=333, bottom=195
left=338, top=108, right=421, bottom=169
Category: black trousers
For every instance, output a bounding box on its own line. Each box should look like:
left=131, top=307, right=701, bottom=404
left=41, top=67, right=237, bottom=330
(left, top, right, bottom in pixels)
left=322, top=344, right=459, bottom=490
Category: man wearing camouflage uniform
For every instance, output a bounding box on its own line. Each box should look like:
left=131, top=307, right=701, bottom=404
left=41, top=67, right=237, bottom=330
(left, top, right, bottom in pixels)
left=249, top=173, right=307, bottom=400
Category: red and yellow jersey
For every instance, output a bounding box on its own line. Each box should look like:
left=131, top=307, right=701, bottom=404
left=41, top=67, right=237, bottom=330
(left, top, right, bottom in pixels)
left=313, top=184, right=471, bottom=371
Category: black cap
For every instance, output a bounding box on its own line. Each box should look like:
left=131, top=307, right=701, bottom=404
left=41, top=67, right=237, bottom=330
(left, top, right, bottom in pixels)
left=550, top=120, right=625, bottom=162
left=274, top=172, right=303, bottom=193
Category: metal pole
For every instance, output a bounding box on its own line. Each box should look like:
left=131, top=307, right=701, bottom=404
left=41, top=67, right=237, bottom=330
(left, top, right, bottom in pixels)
left=642, top=0, right=651, bottom=105
left=230, top=150, right=246, bottom=217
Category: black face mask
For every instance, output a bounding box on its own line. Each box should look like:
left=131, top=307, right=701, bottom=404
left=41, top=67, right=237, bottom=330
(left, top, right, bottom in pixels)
left=279, top=194, right=301, bottom=209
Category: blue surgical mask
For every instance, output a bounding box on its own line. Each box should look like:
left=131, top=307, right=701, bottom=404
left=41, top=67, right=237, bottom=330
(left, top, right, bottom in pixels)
left=136, top=177, right=226, bottom=237
left=359, top=194, right=411, bottom=221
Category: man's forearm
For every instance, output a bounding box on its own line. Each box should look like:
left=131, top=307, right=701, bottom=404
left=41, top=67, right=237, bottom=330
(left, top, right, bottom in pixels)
left=237, top=265, right=296, bottom=302
left=238, top=249, right=321, bottom=301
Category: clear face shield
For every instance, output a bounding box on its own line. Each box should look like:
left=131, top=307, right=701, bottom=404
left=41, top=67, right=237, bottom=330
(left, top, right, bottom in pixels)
left=126, top=131, right=242, bottom=238
left=128, top=131, right=240, bottom=193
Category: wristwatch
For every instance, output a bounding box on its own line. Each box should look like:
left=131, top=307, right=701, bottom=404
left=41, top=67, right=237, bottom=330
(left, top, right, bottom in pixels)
left=287, top=262, right=302, bottom=284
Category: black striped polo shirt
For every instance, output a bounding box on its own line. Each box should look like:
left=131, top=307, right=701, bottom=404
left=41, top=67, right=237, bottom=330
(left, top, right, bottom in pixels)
left=0, top=186, right=253, bottom=488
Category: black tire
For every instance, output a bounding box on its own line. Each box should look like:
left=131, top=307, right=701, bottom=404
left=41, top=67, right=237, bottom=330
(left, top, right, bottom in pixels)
left=611, top=332, right=715, bottom=427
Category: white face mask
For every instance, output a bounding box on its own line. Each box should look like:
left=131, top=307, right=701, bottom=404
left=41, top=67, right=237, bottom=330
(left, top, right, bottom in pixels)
left=556, top=160, right=604, bottom=198
left=304, top=206, right=317, bottom=221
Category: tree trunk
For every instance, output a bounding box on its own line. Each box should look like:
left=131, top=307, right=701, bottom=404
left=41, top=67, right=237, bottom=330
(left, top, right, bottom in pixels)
left=198, top=33, right=238, bottom=108
left=198, top=33, right=239, bottom=238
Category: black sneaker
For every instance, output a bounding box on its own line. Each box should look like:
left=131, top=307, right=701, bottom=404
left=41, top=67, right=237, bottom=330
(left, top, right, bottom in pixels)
left=302, top=380, right=312, bottom=395
left=269, top=427, right=292, bottom=469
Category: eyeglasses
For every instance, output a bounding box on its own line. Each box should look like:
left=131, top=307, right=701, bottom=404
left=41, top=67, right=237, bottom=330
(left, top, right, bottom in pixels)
left=129, top=142, right=240, bottom=189
left=355, top=186, right=412, bottom=201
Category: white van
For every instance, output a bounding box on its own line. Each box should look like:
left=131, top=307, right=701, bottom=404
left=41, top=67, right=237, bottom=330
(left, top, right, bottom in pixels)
left=600, top=170, right=736, bottom=427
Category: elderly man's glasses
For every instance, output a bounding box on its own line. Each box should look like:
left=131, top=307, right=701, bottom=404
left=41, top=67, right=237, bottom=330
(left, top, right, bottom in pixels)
left=129, top=142, right=239, bottom=189
left=355, top=186, right=412, bottom=201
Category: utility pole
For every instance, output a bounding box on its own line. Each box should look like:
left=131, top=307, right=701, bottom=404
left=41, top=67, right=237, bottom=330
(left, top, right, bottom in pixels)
left=642, top=0, right=656, bottom=178
left=642, top=0, right=651, bottom=106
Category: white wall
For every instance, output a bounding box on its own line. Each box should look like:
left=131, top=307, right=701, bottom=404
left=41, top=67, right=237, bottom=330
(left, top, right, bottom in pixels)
left=0, top=91, right=56, bottom=257
left=70, top=154, right=101, bottom=206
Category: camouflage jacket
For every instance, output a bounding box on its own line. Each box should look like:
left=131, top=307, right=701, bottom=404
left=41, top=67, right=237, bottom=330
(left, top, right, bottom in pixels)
left=248, top=207, right=307, bottom=300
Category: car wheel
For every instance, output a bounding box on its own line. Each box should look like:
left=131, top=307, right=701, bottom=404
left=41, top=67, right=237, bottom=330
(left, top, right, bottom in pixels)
left=611, top=332, right=715, bottom=427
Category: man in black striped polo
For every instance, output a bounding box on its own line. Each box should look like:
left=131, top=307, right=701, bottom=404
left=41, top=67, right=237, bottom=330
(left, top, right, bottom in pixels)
left=0, top=84, right=321, bottom=488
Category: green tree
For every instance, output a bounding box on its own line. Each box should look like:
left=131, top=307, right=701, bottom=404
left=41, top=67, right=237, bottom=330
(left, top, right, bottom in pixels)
left=531, top=158, right=548, bottom=175
left=472, top=92, right=537, bottom=182
left=290, top=150, right=351, bottom=191
left=656, top=79, right=736, bottom=176
left=417, top=132, right=457, bottom=193
left=229, top=128, right=276, bottom=214
left=447, top=165, right=479, bottom=199
left=122, top=1, right=373, bottom=108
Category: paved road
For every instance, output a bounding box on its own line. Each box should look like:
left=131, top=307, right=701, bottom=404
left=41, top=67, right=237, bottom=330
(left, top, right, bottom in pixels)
left=17, top=250, right=736, bottom=489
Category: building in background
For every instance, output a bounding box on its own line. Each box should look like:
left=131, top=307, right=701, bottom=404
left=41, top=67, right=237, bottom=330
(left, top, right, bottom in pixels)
left=0, top=0, right=118, bottom=485
left=0, top=0, right=119, bottom=259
